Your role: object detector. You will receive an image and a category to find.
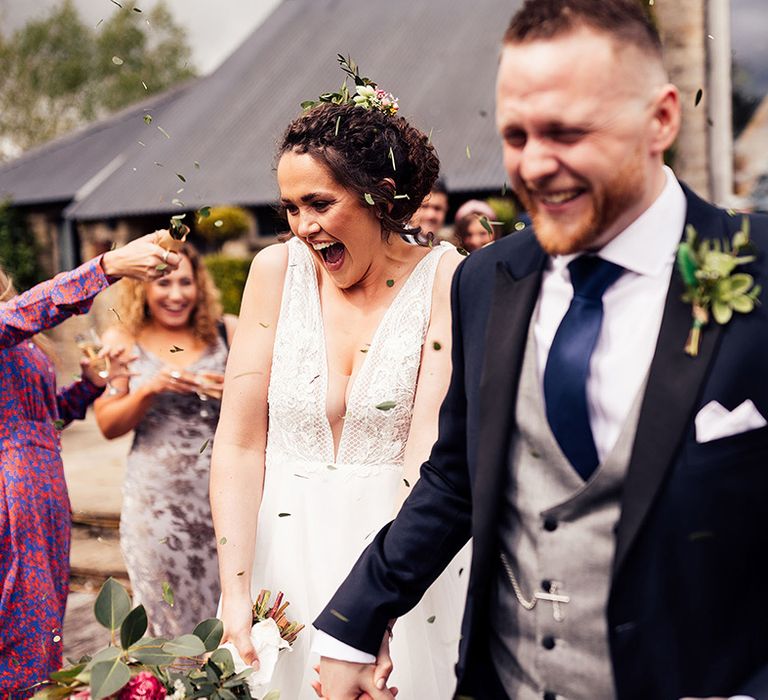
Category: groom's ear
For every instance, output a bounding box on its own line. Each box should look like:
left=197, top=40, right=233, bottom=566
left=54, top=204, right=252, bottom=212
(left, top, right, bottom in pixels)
left=648, top=84, right=681, bottom=156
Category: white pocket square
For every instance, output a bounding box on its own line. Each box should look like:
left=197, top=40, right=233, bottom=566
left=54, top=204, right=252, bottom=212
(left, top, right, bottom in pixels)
left=694, top=399, right=767, bottom=443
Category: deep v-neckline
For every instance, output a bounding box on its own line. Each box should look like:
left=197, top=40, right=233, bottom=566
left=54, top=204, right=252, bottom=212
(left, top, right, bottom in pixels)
left=307, top=246, right=437, bottom=463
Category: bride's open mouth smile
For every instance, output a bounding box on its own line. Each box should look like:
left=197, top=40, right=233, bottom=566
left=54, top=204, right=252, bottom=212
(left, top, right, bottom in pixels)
left=311, top=240, right=346, bottom=272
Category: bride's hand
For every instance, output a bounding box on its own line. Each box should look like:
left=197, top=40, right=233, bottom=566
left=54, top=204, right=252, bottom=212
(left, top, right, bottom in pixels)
left=221, top=594, right=259, bottom=670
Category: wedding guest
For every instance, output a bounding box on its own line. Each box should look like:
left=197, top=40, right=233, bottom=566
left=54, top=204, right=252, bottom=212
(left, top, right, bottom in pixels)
left=409, top=177, right=449, bottom=237
left=454, top=199, right=498, bottom=252
left=210, top=68, right=465, bottom=699
left=94, top=241, right=236, bottom=638
left=316, top=1, right=768, bottom=699
left=0, top=234, right=178, bottom=697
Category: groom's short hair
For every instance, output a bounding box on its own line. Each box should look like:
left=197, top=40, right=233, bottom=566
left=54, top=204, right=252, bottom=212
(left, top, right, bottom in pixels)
left=504, top=0, right=662, bottom=59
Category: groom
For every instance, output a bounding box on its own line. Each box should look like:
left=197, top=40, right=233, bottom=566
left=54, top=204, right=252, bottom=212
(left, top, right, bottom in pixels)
left=314, top=1, right=768, bottom=698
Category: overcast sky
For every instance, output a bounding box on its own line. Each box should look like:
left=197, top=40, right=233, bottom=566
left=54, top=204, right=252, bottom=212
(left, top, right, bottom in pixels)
left=0, top=0, right=766, bottom=94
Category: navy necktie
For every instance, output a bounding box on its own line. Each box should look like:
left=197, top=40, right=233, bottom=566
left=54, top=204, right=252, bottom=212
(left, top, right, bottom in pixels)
left=543, top=255, right=624, bottom=480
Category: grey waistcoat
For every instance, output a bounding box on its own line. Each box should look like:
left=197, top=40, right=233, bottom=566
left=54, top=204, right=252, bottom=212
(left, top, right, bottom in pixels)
left=488, top=319, right=646, bottom=699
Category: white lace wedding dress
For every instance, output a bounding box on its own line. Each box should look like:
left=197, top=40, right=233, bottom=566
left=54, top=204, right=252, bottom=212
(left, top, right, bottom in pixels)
left=252, top=236, right=467, bottom=699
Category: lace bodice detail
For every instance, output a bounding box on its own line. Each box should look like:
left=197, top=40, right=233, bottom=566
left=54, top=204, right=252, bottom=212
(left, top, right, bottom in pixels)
left=266, top=237, right=450, bottom=469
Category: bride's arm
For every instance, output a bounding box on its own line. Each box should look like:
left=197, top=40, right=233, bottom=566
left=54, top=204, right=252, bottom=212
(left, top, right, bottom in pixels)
left=209, top=243, right=288, bottom=664
left=398, top=249, right=463, bottom=511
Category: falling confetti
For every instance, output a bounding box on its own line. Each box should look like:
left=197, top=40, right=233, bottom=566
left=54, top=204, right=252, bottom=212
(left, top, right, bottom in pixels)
left=278, top=512, right=291, bottom=518
left=112, top=56, right=124, bottom=66
left=386, top=279, right=394, bottom=288
left=220, top=537, right=227, bottom=545
left=330, top=609, right=349, bottom=623
left=694, top=88, right=703, bottom=107
left=335, top=116, right=341, bottom=136
left=466, top=145, right=471, bottom=159
left=199, top=439, right=210, bottom=454
left=170, top=345, right=184, bottom=353
left=364, top=193, right=375, bottom=206
left=389, top=147, right=396, bottom=171
left=403, top=478, right=410, bottom=488
left=143, top=114, right=153, bottom=125
left=162, top=581, right=174, bottom=607
left=158, top=126, right=171, bottom=139
left=427, top=615, right=436, bottom=624
left=375, top=401, right=397, bottom=411
left=214, top=219, right=224, bottom=228
left=109, top=307, right=122, bottom=322
left=433, top=341, right=442, bottom=351
left=176, top=172, right=186, bottom=182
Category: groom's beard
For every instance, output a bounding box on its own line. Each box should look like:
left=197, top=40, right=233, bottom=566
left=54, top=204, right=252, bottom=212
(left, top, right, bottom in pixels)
left=517, top=151, right=645, bottom=256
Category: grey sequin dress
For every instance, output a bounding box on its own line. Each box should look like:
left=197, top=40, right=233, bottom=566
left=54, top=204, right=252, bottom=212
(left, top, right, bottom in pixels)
left=120, top=338, right=227, bottom=637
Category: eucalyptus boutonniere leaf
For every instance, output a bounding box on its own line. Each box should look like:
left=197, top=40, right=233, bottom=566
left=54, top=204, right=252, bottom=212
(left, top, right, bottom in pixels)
left=677, top=216, right=761, bottom=356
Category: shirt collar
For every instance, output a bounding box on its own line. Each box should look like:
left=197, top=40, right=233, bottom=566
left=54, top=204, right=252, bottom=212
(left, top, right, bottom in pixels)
left=550, top=166, right=687, bottom=279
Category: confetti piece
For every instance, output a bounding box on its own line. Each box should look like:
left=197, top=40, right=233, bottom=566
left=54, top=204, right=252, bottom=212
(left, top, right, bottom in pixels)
left=428, top=127, right=433, bottom=144
left=427, top=615, right=436, bottom=624
left=375, top=401, right=397, bottom=411
left=278, top=512, right=291, bottom=517
left=53, top=635, right=61, bottom=643
left=236, top=571, right=245, bottom=576
left=694, top=88, right=703, bottom=107
left=466, top=145, right=471, bottom=159
left=293, top=473, right=309, bottom=479
left=259, top=322, right=270, bottom=328
left=110, top=0, right=122, bottom=7
left=457, top=248, right=469, bottom=257
left=433, top=341, right=442, bottom=351
left=194, top=161, right=200, bottom=169
left=198, top=206, right=211, bottom=218
left=155, top=263, right=168, bottom=272
left=137, top=140, right=146, bottom=147
left=133, top=6, right=142, bottom=11
left=214, top=219, right=224, bottom=228
left=162, top=582, right=174, bottom=607
left=143, top=114, right=152, bottom=125
left=199, top=439, right=210, bottom=454
left=386, top=279, right=394, bottom=287
left=403, top=478, right=410, bottom=487
left=327, top=465, right=338, bottom=471
left=158, top=126, right=171, bottom=139
left=364, top=193, right=375, bottom=206
left=335, top=116, right=341, bottom=136
left=393, top=194, right=409, bottom=200
left=220, top=537, right=227, bottom=545
left=176, top=172, right=186, bottom=182
left=171, top=198, right=184, bottom=207
left=53, top=419, right=65, bottom=430
left=170, top=345, right=184, bottom=353
left=514, top=221, right=526, bottom=231
left=109, top=307, right=122, bottom=322
left=159, top=537, right=168, bottom=544
left=389, top=146, right=396, bottom=171
left=330, top=609, right=349, bottom=623
left=112, top=56, right=124, bottom=66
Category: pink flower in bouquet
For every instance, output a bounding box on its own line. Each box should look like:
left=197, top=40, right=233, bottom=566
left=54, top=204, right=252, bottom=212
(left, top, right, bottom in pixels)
left=118, top=672, right=167, bottom=700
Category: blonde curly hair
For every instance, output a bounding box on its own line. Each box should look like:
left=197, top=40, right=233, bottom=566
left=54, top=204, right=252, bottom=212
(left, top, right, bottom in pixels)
left=114, top=243, right=223, bottom=346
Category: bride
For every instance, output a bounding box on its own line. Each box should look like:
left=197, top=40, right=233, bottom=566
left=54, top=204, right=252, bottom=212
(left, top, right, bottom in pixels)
left=210, top=75, right=464, bottom=698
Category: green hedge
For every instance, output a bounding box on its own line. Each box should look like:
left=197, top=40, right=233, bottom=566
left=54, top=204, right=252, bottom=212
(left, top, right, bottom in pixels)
left=0, top=202, right=42, bottom=291
left=204, top=254, right=252, bottom=315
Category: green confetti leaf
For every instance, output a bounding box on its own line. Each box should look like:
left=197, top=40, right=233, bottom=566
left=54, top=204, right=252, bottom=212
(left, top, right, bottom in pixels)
left=364, top=193, right=375, bottom=206
left=194, top=161, right=201, bottom=169
left=170, top=345, right=184, bottom=353
left=427, top=615, right=436, bottom=624
left=155, top=263, right=168, bottom=272
left=330, top=609, right=349, bottom=623
left=132, top=6, right=142, bottom=11
left=53, top=419, right=65, bottom=430
left=433, top=341, right=442, bottom=351
left=393, top=194, right=409, bottom=200
left=259, top=322, right=270, bottom=328
left=389, top=146, right=396, bottom=171
left=141, top=80, right=148, bottom=90
left=198, top=206, right=211, bottom=219
left=327, top=465, right=338, bottom=471
left=278, top=512, right=291, bottom=517
left=466, top=145, right=471, bottom=159
left=157, top=126, right=171, bottom=139
left=162, top=581, right=174, bottom=607
left=479, top=216, right=494, bottom=236
left=112, top=56, right=124, bottom=66
left=199, top=439, right=210, bottom=454
left=219, top=537, right=227, bottom=545
left=375, top=401, right=397, bottom=411
left=175, top=172, right=186, bottom=182
left=457, top=248, right=469, bottom=257
left=335, top=115, right=341, bottom=136
left=386, top=279, right=394, bottom=287
left=695, top=88, right=703, bottom=106
left=143, top=114, right=152, bottom=125
left=403, top=478, right=410, bottom=487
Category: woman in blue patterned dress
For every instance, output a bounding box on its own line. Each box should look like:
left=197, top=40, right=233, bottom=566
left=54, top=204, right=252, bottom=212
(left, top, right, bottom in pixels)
left=0, top=234, right=179, bottom=698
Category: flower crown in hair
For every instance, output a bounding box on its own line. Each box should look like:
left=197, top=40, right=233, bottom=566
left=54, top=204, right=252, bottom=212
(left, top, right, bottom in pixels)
left=300, top=54, right=399, bottom=117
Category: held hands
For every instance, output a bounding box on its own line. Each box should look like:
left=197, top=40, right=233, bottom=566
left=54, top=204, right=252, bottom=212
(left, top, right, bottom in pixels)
left=312, top=631, right=398, bottom=700
left=100, top=231, right=181, bottom=281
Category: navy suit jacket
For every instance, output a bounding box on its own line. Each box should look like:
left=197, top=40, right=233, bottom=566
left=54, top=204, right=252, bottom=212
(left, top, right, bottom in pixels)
left=315, top=186, right=768, bottom=700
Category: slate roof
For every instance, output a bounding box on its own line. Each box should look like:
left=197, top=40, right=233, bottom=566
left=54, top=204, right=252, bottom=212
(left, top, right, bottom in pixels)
left=0, top=0, right=517, bottom=221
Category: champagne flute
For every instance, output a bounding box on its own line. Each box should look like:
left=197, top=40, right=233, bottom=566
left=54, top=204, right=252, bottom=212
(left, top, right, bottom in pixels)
left=75, top=329, right=116, bottom=394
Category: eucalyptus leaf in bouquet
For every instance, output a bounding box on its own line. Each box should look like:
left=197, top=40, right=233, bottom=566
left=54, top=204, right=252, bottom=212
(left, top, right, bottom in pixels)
left=32, top=578, right=279, bottom=700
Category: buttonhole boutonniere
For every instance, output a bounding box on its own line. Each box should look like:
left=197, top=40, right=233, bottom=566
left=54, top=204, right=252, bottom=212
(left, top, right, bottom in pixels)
left=676, top=216, right=761, bottom=357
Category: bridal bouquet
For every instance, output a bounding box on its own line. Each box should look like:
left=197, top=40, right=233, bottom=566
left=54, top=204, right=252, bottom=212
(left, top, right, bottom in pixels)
left=219, top=590, right=304, bottom=698
left=32, top=578, right=275, bottom=700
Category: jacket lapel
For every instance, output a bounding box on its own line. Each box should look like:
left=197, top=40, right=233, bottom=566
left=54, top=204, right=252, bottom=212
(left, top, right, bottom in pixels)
left=473, top=238, right=546, bottom=582
left=612, top=187, right=730, bottom=576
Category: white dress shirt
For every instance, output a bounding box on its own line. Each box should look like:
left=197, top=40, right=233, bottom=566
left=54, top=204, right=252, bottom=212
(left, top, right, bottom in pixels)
left=313, top=167, right=686, bottom=664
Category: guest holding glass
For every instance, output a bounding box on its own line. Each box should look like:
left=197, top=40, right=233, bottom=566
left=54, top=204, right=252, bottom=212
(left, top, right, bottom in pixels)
left=94, top=240, right=236, bottom=637
left=0, top=233, right=178, bottom=697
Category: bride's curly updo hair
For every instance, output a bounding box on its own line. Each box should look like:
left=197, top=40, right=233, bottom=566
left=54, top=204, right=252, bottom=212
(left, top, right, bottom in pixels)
left=278, top=102, right=440, bottom=238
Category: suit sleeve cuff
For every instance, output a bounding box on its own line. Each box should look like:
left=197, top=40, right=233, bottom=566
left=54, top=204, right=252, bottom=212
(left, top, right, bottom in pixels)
left=311, top=630, right=377, bottom=664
